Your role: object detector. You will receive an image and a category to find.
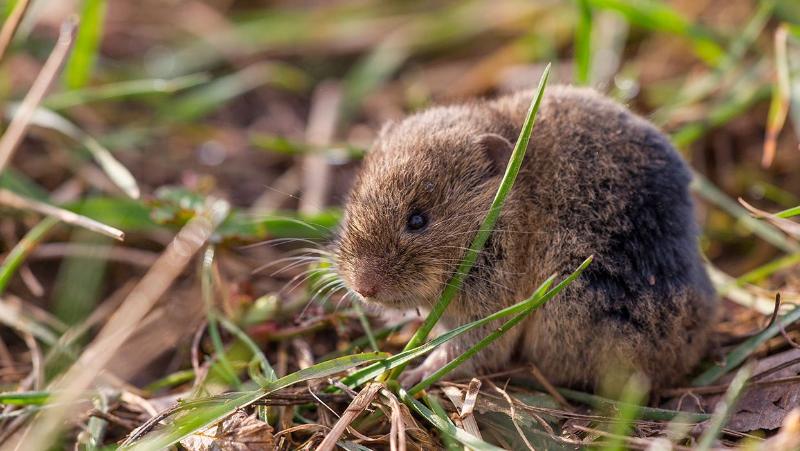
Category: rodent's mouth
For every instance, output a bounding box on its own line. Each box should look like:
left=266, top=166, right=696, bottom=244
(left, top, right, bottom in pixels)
left=349, top=286, right=430, bottom=310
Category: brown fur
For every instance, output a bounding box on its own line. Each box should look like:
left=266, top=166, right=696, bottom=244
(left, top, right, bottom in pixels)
left=335, top=85, right=718, bottom=391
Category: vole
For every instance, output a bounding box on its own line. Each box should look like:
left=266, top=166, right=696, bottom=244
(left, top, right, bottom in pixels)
left=333, top=85, right=718, bottom=391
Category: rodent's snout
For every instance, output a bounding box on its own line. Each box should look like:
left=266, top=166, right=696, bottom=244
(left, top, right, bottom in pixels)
left=352, top=271, right=381, bottom=299
left=345, top=258, right=386, bottom=300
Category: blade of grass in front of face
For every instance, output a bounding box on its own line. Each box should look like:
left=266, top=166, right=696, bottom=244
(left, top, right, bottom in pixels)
left=695, top=365, right=752, bottom=451
left=123, top=352, right=388, bottom=450
left=410, top=257, right=592, bottom=394
left=0, top=216, right=58, bottom=295
left=692, top=304, right=800, bottom=386
left=64, top=0, right=106, bottom=89
left=44, top=73, right=209, bottom=110
left=385, top=63, right=551, bottom=381
left=574, top=0, right=592, bottom=85
left=396, top=387, right=504, bottom=451
left=599, top=374, right=649, bottom=451
left=201, top=246, right=241, bottom=389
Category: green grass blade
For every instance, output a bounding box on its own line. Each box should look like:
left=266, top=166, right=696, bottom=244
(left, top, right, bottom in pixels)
left=574, top=0, right=592, bottom=85
left=692, top=304, right=800, bottom=386
left=695, top=365, right=752, bottom=451
left=587, top=0, right=723, bottom=64
left=52, top=230, right=111, bottom=324
left=510, top=379, right=711, bottom=422
left=0, top=390, right=51, bottom=406
left=409, top=259, right=591, bottom=394
left=651, top=0, right=775, bottom=125
left=44, top=73, right=209, bottom=110
left=672, top=84, right=772, bottom=148
left=0, top=216, right=58, bottom=295
left=65, top=0, right=107, bottom=89
left=691, top=171, right=799, bottom=253
left=599, top=374, right=649, bottom=451
left=201, top=246, right=241, bottom=389
left=0, top=168, right=50, bottom=200
left=397, top=387, right=504, bottom=451
left=340, top=36, right=408, bottom=124
left=352, top=301, right=380, bottom=352
left=124, top=352, right=388, bottom=450
left=345, top=257, right=589, bottom=390
left=732, top=251, right=800, bottom=286
left=776, top=205, right=800, bottom=218
left=425, top=394, right=471, bottom=451
left=217, top=316, right=276, bottom=383
left=386, top=63, right=551, bottom=381
left=162, top=62, right=308, bottom=122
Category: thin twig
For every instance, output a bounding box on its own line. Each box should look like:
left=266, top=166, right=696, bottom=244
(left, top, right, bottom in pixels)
left=0, top=18, right=77, bottom=173
left=0, top=0, right=31, bottom=61
left=0, top=189, right=124, bottom=241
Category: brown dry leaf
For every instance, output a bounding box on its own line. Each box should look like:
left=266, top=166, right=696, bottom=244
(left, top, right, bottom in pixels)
left=180, top=410, right=274, bottom=451
left=716, top=349, right=800, bottom=432
left=755, top=408, right=800, bottom=451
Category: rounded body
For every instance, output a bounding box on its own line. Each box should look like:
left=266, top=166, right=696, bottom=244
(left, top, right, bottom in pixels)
left=336, top=85, right=718, bottom=390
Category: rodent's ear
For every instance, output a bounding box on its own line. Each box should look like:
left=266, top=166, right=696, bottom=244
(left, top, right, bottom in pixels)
left=476, top=133, right=514, bottom=173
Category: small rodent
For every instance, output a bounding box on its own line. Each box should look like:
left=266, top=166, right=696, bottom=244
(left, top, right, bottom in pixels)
left=334, top=85, right=718, bottom=391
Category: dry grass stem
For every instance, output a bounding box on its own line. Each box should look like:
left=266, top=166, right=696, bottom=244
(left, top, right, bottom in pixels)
left=0, top=189, right=124, bottom=241
left=6, top=198, right=229, bottom=451
left=0, top=0, right=31, bottom=61
left=0, top=18, right=76, bottom=173
left=316, top=382, right=383, bottom=451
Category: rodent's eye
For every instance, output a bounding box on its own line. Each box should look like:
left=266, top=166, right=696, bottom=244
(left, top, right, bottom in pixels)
left=406, top=211, right=428, bottom=232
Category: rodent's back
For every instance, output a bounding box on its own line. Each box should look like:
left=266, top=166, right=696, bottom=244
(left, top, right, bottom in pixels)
left=491, top=86, right=717, bottom=389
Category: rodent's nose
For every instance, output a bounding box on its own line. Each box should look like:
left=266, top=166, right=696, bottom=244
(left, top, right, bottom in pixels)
left=353, top=272, right=381, bottom=298
left=353, top=281, right=379, bottom=298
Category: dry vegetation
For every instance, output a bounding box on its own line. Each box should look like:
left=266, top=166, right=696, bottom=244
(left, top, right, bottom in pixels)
left=1, top=0, right=800, bottom=449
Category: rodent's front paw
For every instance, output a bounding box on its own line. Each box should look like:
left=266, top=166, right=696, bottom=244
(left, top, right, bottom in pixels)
left=398, top=347, right=451, bottom=388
